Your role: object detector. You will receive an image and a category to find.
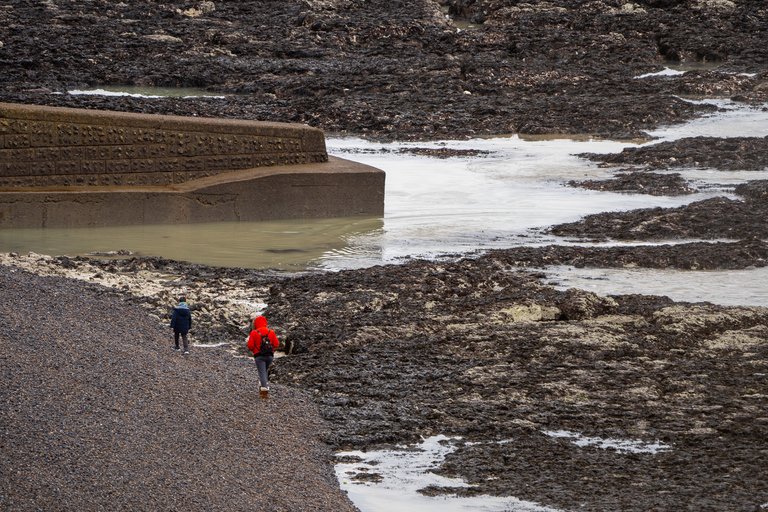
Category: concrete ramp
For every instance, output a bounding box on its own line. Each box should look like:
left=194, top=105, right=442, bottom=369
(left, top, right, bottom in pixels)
left=0, top=102, right=384, bottom=228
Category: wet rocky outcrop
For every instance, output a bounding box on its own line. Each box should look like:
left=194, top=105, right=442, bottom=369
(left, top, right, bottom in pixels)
left=554, top=134, right=768, bottom=239
left=263, top=254, right=768, bottom=511
left=396, top=147, right=493, bottom=158
left=580, top=136, right=768, bottom=171
left=2, top=0, right=767, bottom=140
left=487, top=238, right=768, bottom=270
left=568, top=170, right=695, bottom=195
left=735, top=179, right=768, bottom=201
left=557, top=135, right=768, bottom=241
left=549, top=190, right=768, bottom=241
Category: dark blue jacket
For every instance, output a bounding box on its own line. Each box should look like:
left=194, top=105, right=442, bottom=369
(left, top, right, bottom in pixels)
left=170, top=303, right=192, bottom=333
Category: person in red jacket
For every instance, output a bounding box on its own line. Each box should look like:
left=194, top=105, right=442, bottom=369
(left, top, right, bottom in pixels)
left=246, top=315, right=280, bottom=394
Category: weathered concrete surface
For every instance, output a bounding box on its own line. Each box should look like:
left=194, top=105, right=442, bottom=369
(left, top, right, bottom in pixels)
left=0, top=156, right=384, bottom=228
left=0, top=103, right=384, bottom=227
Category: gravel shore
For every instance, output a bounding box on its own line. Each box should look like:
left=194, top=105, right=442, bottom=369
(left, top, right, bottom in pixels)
left=0, top=265, right=357, bottom=512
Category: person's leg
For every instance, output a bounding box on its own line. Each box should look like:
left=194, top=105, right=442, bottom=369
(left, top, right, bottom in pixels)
left=264, top=356, right=273, bottom=385
left=174, top=330, right=180, bottom=350
left=181, top=332, right=189, bottom=353
left=254, top=356, right=273, bottom=388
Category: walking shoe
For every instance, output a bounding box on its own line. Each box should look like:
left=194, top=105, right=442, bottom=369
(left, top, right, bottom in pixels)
left=173, top=346, right=180, bottom=351
left=183, top=350, right=190, bottom=355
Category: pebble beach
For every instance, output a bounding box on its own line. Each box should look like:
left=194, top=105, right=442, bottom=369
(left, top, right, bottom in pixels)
left=0, top=265, right=357, bottom=511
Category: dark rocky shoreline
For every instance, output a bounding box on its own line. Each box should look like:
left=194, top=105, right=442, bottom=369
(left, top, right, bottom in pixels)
left=2, top=0, right=768, bottom=511
left=550, top=180, right=768, bottom=241
left=265, top=254, right=768, bottom=511
left=581, top=136, right=768, bottom=172
left=2, top=0, right=768, bottom=141
left=568, top=171, right=697, bottom=196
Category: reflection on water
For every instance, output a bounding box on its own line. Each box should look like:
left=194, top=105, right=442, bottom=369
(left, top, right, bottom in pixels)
left=0, top=217, right=382, bottom=270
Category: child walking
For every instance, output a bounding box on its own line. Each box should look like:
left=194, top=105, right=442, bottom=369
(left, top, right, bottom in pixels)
left=170, top=296, right=192, bottom=355
left=246, top=315, right=280, bottom=396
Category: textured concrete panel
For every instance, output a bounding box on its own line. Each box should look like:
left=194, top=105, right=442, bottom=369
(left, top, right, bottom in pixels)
left=0, top=102, right=328, bottom=189
left=0, top=103, right=384, bottom=227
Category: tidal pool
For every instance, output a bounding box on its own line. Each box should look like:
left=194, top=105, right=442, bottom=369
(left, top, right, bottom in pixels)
left=545, top=265, right=768, bottom=307
left=336, top=431, right=671, bottom=511
left=0, top=216, right=382, bottom=271
left=336, top=435, right=562, bottom=512
left=66, top=86, right=226, bottom=99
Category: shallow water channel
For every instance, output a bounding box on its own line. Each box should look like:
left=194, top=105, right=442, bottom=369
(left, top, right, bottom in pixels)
left=2, top=99, right=768, bottom=307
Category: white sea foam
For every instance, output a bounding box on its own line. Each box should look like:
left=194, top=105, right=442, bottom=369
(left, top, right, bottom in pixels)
left=634, top=67, right=685, bottom=79
left=544, top=430, right=671, bottom=454
left=67, top=88, right=225, bottom=99
left=650, top=99, right=768, bottom=140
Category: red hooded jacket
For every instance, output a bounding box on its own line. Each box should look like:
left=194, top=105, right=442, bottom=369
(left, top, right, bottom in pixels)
left=247, top=316, right=279, bottom=356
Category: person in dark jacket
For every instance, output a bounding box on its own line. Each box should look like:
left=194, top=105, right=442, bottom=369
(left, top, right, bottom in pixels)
left=246, top=315, right=280, bottom=393
left=170, top=296, right=192, bottom=355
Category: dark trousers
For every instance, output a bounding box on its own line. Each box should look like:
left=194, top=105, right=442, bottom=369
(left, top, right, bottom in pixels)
left=174, top=330, right=189, bottom=351
left=254, top=355, right=274, bottom=388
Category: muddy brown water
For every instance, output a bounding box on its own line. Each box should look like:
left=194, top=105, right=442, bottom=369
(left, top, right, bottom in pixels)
left=0, top=217, right=383, bottom=270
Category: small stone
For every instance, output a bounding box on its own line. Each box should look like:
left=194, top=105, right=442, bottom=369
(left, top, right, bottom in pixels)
left=143, top=34, right=183, bottom=44
left=198, top=1, right=215, bottom=13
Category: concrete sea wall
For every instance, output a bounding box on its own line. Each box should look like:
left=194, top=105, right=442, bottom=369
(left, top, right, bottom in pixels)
left=0, top=102, right=384, bottom=228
